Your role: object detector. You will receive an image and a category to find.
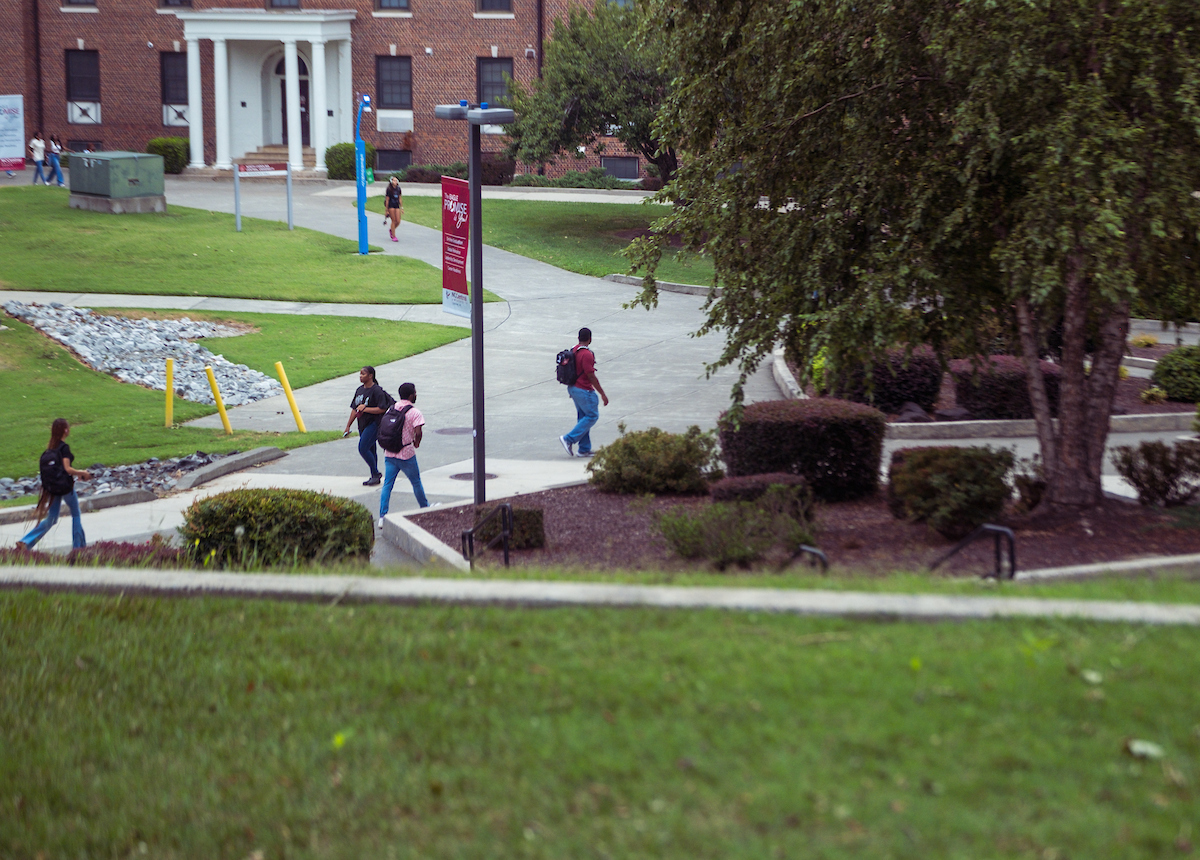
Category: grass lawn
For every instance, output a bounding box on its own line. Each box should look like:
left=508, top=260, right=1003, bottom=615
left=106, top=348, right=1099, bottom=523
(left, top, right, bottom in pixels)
left=375, top=195, right=716, bottom=287
left=2, top=590, right=1197, bottom=858
left=0, top=310, right=463, bottom=479
left=0, top=187, right=443, bottom=304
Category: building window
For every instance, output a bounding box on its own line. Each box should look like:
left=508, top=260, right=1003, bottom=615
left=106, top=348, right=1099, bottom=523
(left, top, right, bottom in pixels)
left=159, top=0, right=192, bottom=7
left=66, top=50, right=100, bottom=101
left=64, top=0, right=96, bottom=6
left=376, top=0, right=409, bottom=8
left=269, top=0, right=300, bottom=8
left=160, top=53, right=188, bottom=104
left=602, top=156, right=639, bottom=179
left=476, top=57, right=512, bottom=107
left=478, top=0, right=511, bottom=9
left=376, top=57, right=412, bottom=109
left=67, top=139, right=102, bottom=152
left=376, top=150, right=412, bottom=172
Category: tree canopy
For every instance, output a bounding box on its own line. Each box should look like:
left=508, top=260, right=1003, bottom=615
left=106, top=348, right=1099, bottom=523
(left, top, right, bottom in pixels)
left=632, top=0, right=1200, bottom=508
left=503, top=1, right=677, bottom=181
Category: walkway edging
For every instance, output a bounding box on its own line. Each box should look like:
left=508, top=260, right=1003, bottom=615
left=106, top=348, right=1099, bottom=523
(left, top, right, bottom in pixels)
left=176, top=447, right=287, bottom=490
left=2, top=566, right=1197, bottom=625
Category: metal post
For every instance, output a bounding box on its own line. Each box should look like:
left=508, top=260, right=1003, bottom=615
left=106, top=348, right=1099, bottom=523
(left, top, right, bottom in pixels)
left=286, top=162, right=294, bottom=230
left=233, top=166, right=241, bottom=232
left=354, top=94, right=371, bottom=255
left=469, top=121, right=485, bottom=506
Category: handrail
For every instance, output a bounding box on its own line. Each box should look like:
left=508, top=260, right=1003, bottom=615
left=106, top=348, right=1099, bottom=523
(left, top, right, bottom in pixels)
left=929, top=524, right=1017, bottom=579
left=461, top=503, right=514, bottom=569
left=782, top=544, right=829, bottom=573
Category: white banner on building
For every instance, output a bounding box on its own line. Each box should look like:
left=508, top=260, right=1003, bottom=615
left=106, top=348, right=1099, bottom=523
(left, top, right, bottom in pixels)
left=0, top=95, right=26, bottom=172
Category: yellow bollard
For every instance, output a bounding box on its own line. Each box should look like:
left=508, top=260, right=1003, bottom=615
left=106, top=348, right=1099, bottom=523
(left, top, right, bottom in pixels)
left=164, top=358, right=174, bottom=427
left=205, top=365, right=233, bottom=435
left=275, top=361, right=307, bottom=433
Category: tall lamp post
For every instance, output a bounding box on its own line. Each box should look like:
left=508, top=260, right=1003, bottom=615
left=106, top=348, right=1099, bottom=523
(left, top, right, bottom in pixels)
left=434, top=99, right=515, bottom=506
left=354, top=93, right=372, bottom=255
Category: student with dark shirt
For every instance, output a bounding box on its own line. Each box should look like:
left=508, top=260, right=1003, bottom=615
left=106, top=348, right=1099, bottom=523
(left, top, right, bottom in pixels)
left=344, top=366, right=390, bottom=486
left=18, top=418, right=93, bottom=550
left=384, top=175, right=403, bottom=243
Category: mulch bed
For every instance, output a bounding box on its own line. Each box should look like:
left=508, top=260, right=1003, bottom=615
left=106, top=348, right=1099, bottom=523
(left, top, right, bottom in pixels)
left=409, top=484, right=1200, bottom=576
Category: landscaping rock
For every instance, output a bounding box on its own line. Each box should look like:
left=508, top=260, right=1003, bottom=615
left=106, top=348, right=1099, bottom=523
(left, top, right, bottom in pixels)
left=935, top=407, right=973, bottom=422
left=895, top=401, right=933, bottom=423
left=0, top=450, right=232, bottom=501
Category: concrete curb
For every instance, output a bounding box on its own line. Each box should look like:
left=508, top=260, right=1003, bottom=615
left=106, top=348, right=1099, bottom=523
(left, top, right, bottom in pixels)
left=382, top=514, right=470, bottom=572
left=0, top=488, right=156, bottom=526
left=1015, top=553, right=1200, bottom=581
left=603, top=273, right=717, bottom=298
left=2, top=566, right=1198, bottom=624
left=1123, top=356, right=1157, bottom=370
left=765, top=350, right=1192, bottom=437
left=175, top=447, right=288, bottom=490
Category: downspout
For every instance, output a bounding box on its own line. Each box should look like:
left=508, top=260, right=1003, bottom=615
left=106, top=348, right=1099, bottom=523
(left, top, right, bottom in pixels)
left=536, top=0, right=544, bottom=77
left=32, top=0, right=44, bottom=132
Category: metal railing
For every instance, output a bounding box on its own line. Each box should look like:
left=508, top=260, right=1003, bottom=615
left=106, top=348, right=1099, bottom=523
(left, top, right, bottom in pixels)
left=783, top=544, right=830, bottom=573
left=929, top=524, right=1017, bottom=579
left=461, top=503, right=514, bottom=569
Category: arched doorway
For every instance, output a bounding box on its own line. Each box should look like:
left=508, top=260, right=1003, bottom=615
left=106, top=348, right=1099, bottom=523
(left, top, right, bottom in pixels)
left=271, top=55, right=310, bottom=147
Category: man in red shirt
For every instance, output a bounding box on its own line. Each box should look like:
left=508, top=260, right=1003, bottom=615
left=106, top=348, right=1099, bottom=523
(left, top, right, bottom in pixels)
left=559, top=327, right=609, bottom=457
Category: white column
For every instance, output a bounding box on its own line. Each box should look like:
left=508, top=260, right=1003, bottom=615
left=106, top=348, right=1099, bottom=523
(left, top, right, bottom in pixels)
left=213, top=38, right=231, bottom=169
left=283, top=38, right=304, bottom=170
left=186, top=38, right=204, bottom=168
left=311, top=39, right=328, bottom=171
left=339, top=39, right=353, bottom=144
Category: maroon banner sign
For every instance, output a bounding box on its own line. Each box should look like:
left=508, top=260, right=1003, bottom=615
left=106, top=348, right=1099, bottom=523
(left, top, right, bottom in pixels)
left=441, top=176, right=470, bottom=319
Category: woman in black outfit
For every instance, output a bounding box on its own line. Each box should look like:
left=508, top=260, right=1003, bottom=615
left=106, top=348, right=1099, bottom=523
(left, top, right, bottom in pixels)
left=18, top=418, right=93, bottom=550
left=384, top=175, right=403, bottom=242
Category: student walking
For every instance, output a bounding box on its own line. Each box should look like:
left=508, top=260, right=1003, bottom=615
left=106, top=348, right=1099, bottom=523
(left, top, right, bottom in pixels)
left=18, top=419, right=93, bottom=550
left=344, top=366, right=390, bottom=486
left=384, top=175, right=403, bottom=243
left=377, top=382, right=430, bottom=522
left=46, top=135, right=65, bottom=187
left=559, top=327, right=609, bottom=458
left=28, top=132, right=49, bottom=186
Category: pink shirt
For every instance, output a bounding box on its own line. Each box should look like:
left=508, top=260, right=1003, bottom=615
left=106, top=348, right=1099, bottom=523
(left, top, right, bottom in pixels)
left=384, top=400, right=424, bottom=460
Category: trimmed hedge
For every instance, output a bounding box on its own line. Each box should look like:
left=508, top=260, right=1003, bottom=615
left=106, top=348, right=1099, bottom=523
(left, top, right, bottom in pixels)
left=949, top=355, right=1061, bottom=420
left=179, top=488, right=373, bottom=568
left=481, top=153, right=515, bottom=186
left=719, top=399, right=887, bottom=501
left=325, top=142, right=377, bottom=181
left=401, top=162, right=469, bottom=183
left=829, top=345, right=943, bottom=413
left=146, top=137, right=189, bottom=174
left=509, top=166, right=635, bottom=189
left=887, top=446, right=1013, bottom=539
left=1151, top=345, right=1200, bottom=402
left=587, top=425, right=721, bottom=495
left=1111, top=440, right=1200, bottom=506
left=474, top=505, right=545, bottom=550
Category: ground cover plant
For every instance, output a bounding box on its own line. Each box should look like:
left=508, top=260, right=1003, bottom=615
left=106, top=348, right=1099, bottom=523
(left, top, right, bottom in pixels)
left=0, top=314, right=348, bottom=480
left=373, top=196, right=714, bottom=287
left=0, top=187, right=442, bottom=304
left=97, top=308, right=466, bottom=390
left=2, top=590, right=1197, bottom=858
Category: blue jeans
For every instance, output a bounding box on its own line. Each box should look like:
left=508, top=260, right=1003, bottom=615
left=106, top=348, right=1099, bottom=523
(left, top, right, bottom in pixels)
left=564, top=386, right=600, bottom=454
left=47, top=153, right=63, bottom=185
left=380, top=455, right=429, bottom=516
left=32, top=160, right=48, bottom=185
left=20, top=489, right=86, bottom=549
left=358, top=420, right=380, bottom=478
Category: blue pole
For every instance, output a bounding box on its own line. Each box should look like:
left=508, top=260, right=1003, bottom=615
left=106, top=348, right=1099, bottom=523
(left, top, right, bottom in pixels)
left=355, top=94, right=371, bottom=255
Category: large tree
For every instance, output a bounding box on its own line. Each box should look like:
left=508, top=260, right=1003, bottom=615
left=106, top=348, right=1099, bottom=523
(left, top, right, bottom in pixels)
left=503, top=1, right=677, bottom=182
left=631, top=0, right=1200, bottom=509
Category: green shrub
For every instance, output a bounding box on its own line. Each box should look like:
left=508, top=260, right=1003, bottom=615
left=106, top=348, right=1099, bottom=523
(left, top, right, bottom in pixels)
left=146, top=137, right=189, bottom=174
left=401, top=162, right=468, bottom=183
left=509, top=166, right=633, bottom=189
left=657, top=487, right=814, bottom=570
left=474, top=505, right=545, bottom=550
left=709, top=472, right=813, bottom=520
left=887, top=446, right=1014, bottom=539
left=178, top=488, right=373, bottom=568
left=827, top=345, right=943, bottom=413
left=719, top=399, right=886, bottom=502
left=587, top=424, right=721, bottom=495
left=949, top=355, right=1061, bottom=420
left=325, top=142, right=377, bottom=181
left=1151, top=345, right=1200, bottom=402
left=1142, top=386, right=1168, bottom=404
left=481, top=153, right=515, bottom=186
left=1111, top=441, right=1200, bottom=507
left=1130, top=333, right=1159, bottom=349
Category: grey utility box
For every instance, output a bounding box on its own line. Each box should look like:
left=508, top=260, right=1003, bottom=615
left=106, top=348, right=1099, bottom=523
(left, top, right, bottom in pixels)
left=68, top=151, right=167, bottom=214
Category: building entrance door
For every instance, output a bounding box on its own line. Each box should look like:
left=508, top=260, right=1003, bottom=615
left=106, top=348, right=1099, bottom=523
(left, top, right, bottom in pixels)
left=280, top=79, right=310, bottom=147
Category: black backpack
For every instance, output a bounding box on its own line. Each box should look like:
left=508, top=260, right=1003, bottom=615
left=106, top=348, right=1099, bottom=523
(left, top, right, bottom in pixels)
left=377, top=404, right=415, bottom=453
left=39, top=445, right=74, bottom=496
left=556, top=345, right=588, bottom=385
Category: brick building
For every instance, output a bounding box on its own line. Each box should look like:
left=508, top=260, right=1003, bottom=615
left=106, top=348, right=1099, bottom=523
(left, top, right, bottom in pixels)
left=2, top=0, right=646, bottom=179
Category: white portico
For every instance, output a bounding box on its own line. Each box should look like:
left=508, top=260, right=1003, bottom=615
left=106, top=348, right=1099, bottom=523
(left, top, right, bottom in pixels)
left=175, top=9, right=356, bottom=172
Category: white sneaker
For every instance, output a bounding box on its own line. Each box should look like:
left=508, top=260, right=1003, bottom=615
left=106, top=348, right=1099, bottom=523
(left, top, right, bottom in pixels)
left=377, top=517, right=384, bottom=528
left=559, top=435, right=574, bottom=457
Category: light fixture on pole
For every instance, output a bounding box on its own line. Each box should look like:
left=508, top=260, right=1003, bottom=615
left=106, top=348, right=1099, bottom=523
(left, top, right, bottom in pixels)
left=433, top=99, right=515, bottom=506
left=354, top=93, right=372, bottom=255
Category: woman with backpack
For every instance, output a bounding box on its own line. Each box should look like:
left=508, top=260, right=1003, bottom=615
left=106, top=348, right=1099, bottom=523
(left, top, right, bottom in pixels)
left=18, top=418, right=93, bottom=550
